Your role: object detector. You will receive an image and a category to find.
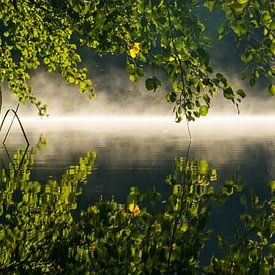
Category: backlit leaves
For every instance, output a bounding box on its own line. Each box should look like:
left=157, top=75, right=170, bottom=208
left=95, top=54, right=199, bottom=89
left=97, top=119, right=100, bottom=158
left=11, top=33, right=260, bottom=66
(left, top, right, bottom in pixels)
left=268, top=85, right=275, bottom=96
left=199, top=105, right=209, bottom=116
left=205, top=0, right=275, bottom=96
left=0, top=0, right=274, bottom=119
left=129, top=43, right=140, bottom=59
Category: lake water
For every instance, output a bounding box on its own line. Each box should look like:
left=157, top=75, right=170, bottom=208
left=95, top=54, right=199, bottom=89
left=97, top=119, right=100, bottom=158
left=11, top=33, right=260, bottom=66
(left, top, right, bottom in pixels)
left=1, top=115, right=274, bottom=263
left=2, top=115, right=275, bottom=199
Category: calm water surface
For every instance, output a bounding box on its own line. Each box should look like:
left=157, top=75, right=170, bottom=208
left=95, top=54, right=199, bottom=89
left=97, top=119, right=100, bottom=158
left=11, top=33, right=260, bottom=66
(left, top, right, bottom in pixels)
left=1, top=115, right=274, bottom=262
left=2, top=116, right=275, bottom=201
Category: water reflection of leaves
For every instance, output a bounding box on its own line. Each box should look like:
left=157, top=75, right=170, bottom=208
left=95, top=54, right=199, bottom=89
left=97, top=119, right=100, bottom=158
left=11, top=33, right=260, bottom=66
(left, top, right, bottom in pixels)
left=1, top=144, right=29, bottom=179
left=0, top=135, right=47, bottom=211
left=0, top=138, right=96, bottom=273
left=0, top=147, right=273, bottom=274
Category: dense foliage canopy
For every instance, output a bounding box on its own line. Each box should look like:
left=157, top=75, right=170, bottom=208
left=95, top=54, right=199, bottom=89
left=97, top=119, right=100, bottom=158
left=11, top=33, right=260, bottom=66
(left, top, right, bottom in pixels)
left=0, top=0, right=274, bottom=119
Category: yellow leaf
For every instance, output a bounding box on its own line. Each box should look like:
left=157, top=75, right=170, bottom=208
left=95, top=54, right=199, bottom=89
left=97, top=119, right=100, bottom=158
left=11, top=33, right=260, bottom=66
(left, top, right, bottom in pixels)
left=90, top=243, right=97, bottom=253
left=133, top=42, right=140, bottom=52
left=129, top=43, right=140, bottom=58
left=130, top=49, right=137, bottom=58
left=92, top=6, right=97, bottom=13
left=128, top=203, right=140, bottom=216
left=168, top=56, right=175, bottom=61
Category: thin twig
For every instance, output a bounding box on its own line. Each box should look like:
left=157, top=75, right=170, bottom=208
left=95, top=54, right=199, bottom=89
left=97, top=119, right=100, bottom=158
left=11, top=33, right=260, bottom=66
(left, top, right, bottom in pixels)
left=166, top=5, right=192, bottom=140
left=2, top=103, right=20, bottom=143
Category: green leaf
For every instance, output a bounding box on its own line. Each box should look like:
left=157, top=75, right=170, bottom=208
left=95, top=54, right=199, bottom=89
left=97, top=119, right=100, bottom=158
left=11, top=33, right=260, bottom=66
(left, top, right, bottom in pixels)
left=68, top=76, right=75, bottom=84
left=218, top=25, right=225, bottom=34
left=136, top=68, right=144, bottom=77
left=180, top=222, right=188, bottom=232
left=145, top=77, right=161, bottom=92
left=231, top=21, right=248, bottom=36
left=241, top=53, right=252, bottom=63
left=190, top=204, right=198, bottom=216
left=127, top=63, right=135, bottom=74
left=269, top=180, right=275, bottom=192
left=223, top=87, right=234, bottom=100
left=145, top=77, right=156, bottom=90
left=250, top=78, right=256, bottom=87
left=268, top=85, right=275, bottom=96
left=204, top=0, right=215, bottom=12
left=173, top=185, right=181, bottom=195
left=236, top=89, right=246, bottom=98
left=170, top=92, right=177, bottom=103
left=199, top=105, right=208, bottom=116
left=199, top=160, right=208, bottom=175
left=262, top=11, right=272, bottom=25
left=237, top=0, right=249, bottom=4
left=222, top=185, right=233, bottom=196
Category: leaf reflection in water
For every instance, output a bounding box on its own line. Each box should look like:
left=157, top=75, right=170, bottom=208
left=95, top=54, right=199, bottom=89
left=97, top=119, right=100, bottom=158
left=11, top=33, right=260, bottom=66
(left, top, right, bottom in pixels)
left=0, top=140, right=273, bottom=274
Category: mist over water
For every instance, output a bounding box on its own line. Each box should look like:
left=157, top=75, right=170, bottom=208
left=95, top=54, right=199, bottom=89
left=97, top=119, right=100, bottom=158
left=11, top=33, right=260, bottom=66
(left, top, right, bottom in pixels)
left=2, top=61, right=275, bottom=118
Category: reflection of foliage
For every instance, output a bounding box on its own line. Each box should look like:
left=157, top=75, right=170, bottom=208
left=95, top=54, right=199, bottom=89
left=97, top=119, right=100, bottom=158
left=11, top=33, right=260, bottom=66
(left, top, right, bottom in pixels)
left=0, top=142, right=96, bottom=273
left=206, top=186, right=274, bottom=274
left=0, top=150, right=274, bottom=273
left=0, top=135, right=47, bottom=213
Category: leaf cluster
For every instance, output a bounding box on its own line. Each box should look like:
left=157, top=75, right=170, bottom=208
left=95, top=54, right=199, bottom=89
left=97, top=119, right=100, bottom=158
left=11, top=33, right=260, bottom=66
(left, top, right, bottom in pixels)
left=0, top=0, right=273, bottom=119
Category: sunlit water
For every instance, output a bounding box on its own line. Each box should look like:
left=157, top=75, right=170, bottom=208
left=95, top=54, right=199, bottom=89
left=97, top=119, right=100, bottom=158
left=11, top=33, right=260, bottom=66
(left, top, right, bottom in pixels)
left=1, top=115, right=274, bottom=262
